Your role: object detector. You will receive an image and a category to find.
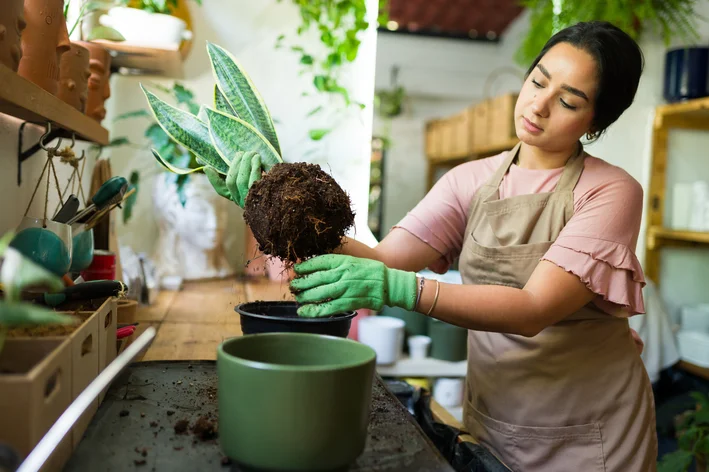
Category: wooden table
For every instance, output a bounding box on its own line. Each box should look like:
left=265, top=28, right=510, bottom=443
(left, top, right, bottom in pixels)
left=123, top=276, right=474, bottom=443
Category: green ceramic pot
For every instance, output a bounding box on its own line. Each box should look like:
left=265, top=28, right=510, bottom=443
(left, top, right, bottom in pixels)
left=9, top=227, right=71, bottom=276
left=428, top=318, right=468, bottom=362
left=217, top=333, right=376, bottom=471
left=70, top=228, right=94, bottom=272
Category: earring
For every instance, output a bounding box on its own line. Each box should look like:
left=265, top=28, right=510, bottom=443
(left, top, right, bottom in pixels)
left=586, top=130, right=599, bottom=140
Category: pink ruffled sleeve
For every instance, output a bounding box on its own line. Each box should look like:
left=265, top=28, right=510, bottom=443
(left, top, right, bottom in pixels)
left=541, top=176, right=646, bottom=316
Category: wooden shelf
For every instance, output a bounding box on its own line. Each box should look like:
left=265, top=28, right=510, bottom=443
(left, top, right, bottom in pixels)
left=95, top=41, right=184, bottom=77
left=678, top=360, right=709, bottom=381
left=655, top=96, right=709, bottom=130
left=376, top=356, right=467, bottom=377
left=0, top=63, right=109, bottom=145
left=646, top=226, right=709, bottom=250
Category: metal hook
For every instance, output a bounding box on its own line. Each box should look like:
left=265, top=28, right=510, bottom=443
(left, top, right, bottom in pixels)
left=76, top=149, right=85, bottom=161
left=38, top=122, right=53, bottom=151
left=69, top=133, right=76, bottom=149
left=52, top=136, right=63, bottom=152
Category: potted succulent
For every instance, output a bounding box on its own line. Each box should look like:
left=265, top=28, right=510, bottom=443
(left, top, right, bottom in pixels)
left=658, top=391, right=709, bottom=472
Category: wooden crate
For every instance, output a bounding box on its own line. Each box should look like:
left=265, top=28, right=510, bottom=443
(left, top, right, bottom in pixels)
left=425, top=119, right=444, bottom=160
left=94, top=299, right=117, bottom=404
left=0, top=338, right=74, bottom=472
left=488, top=93, right=518, bottom=147
left=451, top=108, right=473, bottom=158
left=471, top=100, right=490, bottom=152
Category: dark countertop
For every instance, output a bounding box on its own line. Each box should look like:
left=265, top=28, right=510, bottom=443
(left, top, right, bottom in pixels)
left=64, top=361, right=453, bottom=471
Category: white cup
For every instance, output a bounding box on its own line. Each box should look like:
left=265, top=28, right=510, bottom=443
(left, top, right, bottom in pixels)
left=357, top=316, right=405, bottom=365
left=407, top=335, right=431, bottom=360
left=434, top=378, right=464, bottom=408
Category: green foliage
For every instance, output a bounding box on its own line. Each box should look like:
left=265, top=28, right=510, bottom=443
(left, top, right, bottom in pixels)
left=63, top=0, right=126, bottom=40
left=517, top=0, right=704, bottom=66
left=658, top=391, right=709, bottom=471
left=139, top=42, right=284, bottom=208
left=275, top=0, right=390, bottom=141
left=122, top=0, right=202, bottom=15
left=108, top=82, right=204, bottom=223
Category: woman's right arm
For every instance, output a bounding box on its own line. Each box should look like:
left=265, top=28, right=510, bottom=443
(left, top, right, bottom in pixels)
left=337, top=231, right=445, bottom=273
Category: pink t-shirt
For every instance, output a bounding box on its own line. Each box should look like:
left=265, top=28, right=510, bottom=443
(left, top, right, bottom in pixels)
left=394, top=149, right=646, bottom=316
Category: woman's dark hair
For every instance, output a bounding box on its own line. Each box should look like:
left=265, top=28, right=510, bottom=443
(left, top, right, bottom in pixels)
left=525, top=21, right=644, bottom=140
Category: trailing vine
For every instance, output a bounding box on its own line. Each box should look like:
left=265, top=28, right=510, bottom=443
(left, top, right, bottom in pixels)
left=276, top=0, right=389, bottom=141
left=517, top=0, right=705, bottom=66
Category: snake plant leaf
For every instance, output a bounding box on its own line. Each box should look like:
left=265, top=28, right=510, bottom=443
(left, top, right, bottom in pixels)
left=0, top=301, right=77, bottom=327
left=207, top=42, right=281, bottom=156
left=141, top=84, right=228, bottom=174
left=151, top=149, right=204, bottom=175
left=204, top=108, right=282, bottom=171
left=214, top=85, right=236, bottom=116
left=0, top=245, right=64, bottom=303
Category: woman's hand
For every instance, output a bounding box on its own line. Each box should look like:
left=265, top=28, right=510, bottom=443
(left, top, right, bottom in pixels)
left=289, top=254, right=418, bottom=317
left=205, top=150, right=263, bottom=208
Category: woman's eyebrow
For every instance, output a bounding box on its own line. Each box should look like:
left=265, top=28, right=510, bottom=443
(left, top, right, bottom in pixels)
left=536, top=63, right=589, bottom=101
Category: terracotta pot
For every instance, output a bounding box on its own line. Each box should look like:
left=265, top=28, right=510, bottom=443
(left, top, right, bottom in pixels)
left=57, top=42, right=90, bottom=111
left=0, top=0, right=26, bottom=72
left=76, top=41, right=111, bottom=122
left=17, top=0, right=70, bottom=94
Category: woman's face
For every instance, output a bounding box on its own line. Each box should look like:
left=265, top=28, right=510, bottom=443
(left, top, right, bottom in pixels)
left=514, top=42, right=599, bottom=153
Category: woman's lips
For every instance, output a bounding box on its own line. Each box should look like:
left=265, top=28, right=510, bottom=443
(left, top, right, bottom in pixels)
left=522, top=117, right=543, bottom=134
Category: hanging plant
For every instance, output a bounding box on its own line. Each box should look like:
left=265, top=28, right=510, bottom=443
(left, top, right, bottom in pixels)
left=276, top=0, right=389, bottom=142
left=516, top=0, right=704, bottom=66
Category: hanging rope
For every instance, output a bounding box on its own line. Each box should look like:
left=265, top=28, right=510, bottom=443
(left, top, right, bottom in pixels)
left=24, top=132, right=68, bottom=228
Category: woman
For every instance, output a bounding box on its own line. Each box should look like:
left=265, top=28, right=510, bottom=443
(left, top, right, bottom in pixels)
left=224, top=21, right=657, bottom=471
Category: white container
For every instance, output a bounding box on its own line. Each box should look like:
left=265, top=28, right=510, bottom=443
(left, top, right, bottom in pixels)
left=434, top=378, right=464, bottom=408
left=357, top=316, right=405, bottom=365
left=99, top=7, right=192, bottom=50
left=689, top=181, right=709, bottom=231
left=672, top=183, right=693, bottom=229
left=678, top=331, right=709, bottom=368
left=680, top=305, right=709, bottom=333
left=407, top=335, right=431, bottom=360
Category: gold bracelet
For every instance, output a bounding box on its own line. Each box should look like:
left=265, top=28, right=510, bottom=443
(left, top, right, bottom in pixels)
left=426, top=280, right=440, bottom=317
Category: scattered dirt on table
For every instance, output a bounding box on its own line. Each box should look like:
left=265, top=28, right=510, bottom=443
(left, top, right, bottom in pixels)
left=166, top=410, right=175, bottom=416
left=192, top=416, right=217, bottom=441
left=119, top=410, right=130, bottom=417
left=134, top=459, right=146, bottom=466
left=173, top=446, right=183, bottom=451
left=221, top=457, right=232, bottom=466
left=134, top=447, right=148, bottom=457
left=149, top=421, right=158, bottom=428
left=174, top=419, right=189, bottom=434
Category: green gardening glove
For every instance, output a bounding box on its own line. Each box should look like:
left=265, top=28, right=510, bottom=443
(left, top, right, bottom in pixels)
left=204, top=151, right=263, bottom=208
left=289, top=254, right=418, bottom=318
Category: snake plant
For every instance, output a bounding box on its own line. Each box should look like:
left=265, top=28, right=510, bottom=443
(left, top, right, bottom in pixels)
left=141, top=42, right=284, bottom=197
left=0, top=231, right=76, bottom=353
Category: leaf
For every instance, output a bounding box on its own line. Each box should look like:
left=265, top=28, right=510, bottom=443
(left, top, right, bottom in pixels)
left=690, top=391, right=709, bottom=411
left=151, top=148, right=204, bottom=175
left=144, top=123, right=170, bottom=149
left=173, top=83, right=194, bottom=104
left=0, top=246, right=64, bottom=303
left=307, top=106, right=323, bottom=117
left=141, top=84, right=228, bottom=174
left=300, top=54, right=314, bottom=65
left=657, top=450, right=693, bottom=472
left=123, top=171, right=139, bottom=224
left=309, top=128, right=331, bottom=141
left=214, top=85, right=236, bottom=116
left=114, top=109, right=151, bottom=121
left=313, top=75, right=327, bottom=91
left=206, top=42, right=282, bottom=156
left=86, top=25, right=126, bottom=41
left=0, top=301, right=77, bottom=327
left=175, top=174, right=188, bottom=207
left=204, top=108, right=282, bottom=171
left=106, top=136, right=131, bottom=147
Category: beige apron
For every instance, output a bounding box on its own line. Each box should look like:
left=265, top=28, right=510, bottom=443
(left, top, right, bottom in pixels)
left=459, top=142, right=657, bottom=472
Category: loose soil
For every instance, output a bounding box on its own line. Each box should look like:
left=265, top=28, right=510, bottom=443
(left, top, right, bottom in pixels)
left=244, top=162, right=355, bottom=265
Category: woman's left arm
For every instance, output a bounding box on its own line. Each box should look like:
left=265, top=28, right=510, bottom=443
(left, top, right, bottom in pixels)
left=416, top=261, right=596, bottom=337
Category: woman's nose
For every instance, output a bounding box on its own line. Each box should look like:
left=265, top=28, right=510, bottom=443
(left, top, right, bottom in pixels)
left=531, top=92, right=551, bottom=117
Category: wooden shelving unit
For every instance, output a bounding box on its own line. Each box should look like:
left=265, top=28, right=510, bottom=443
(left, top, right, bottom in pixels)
left=427, top=137, right=519, bottom=190
left=644, top=96, right=709, bottom=282
left=645, top=96, right=709, bottom=380
left=0, top=63, right=109, bottom=145
left=95, top=41, right=185, bottom=77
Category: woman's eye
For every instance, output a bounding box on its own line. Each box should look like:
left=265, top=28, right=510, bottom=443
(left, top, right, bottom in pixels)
left=560, top=99, right=577, bottom=110
left=532, top=79, right=543, bottom=88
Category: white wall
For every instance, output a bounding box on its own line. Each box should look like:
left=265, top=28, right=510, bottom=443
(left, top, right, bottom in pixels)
left=107, top=0, right=381, bottom=272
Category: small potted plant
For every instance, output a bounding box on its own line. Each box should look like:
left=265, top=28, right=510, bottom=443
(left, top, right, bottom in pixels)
left=658, top=391, right=709, bottom=472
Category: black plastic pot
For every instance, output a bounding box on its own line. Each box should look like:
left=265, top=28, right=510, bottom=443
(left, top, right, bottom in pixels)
left=664, top=46, right=709, bottom=102
left=235, top=301, right=356, bottom=338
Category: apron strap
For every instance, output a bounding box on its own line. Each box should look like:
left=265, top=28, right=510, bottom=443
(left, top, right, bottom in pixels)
left=553, top=141, right=585, bottom=193
left=487, top=142, right=522, bottom=190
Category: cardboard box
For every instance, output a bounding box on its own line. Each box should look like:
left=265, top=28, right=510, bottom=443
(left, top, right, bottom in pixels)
left=0, top=338, right=73, bottom=472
